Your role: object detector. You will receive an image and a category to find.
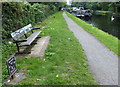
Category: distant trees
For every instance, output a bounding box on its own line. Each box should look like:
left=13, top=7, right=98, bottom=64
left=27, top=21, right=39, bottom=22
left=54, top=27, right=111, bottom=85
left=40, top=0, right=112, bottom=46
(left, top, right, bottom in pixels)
left=71, top=2, right=120, bottom=13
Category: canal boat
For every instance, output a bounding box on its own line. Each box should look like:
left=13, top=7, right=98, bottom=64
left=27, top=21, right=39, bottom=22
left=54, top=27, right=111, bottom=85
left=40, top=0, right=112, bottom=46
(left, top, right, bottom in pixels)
left=76, top=9, right=92, bottom=18
left=76, top=10, right=84, bottom=18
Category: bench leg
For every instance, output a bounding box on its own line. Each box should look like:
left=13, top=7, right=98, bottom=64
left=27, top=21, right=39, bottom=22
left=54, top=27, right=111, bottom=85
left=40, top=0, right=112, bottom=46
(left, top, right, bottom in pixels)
left=37, top=36, right=41, bottom=38
left=16, top=43, right=20, bottom=53
left=31, top=42, right=37, bottom=45
left=16, top=43, right=31, bottom=54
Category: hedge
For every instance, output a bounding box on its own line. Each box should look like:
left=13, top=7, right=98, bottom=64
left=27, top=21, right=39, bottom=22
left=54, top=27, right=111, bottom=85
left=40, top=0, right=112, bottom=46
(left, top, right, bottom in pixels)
left=2, top=2, right=58, bottom=39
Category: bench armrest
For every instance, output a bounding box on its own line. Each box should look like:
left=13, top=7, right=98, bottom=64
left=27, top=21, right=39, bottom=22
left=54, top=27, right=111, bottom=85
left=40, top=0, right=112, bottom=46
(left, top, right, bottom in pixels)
left=32, top=28, right=40, bottom=30
left=13, top=39, right=27, bottom=43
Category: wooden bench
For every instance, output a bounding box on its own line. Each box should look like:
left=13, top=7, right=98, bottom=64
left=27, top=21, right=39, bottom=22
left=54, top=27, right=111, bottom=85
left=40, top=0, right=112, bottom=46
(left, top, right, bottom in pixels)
left=11, top=24, right=42, bottom=54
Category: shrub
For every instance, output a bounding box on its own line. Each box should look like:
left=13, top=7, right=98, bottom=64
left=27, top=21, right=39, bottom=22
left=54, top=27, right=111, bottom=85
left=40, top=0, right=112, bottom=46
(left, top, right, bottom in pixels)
left=2, top=2, right=58, bottom=39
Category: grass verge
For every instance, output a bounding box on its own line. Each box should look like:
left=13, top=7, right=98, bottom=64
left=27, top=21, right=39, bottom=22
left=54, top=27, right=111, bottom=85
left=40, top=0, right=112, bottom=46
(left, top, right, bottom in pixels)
left=12, top=11, right=97, bottom=85
left=95, top=10, right=112, bottom=13
left=66, top=12, right=119, bottom=56
left=95, top=10, right=112, bottom=15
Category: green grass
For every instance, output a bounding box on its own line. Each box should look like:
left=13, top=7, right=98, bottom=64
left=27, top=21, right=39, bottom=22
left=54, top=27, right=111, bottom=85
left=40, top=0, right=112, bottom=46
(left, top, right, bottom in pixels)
left=0, top=57, right=1, bottom=87
left=66, top=12, right=119, bottom=56
left=12, top=11, right=97, bottom=85
left=2, top=41, right=16, bottom=81
left=95, top=10, right=112, bottom=15
left=96, top=10, right=112, bottom=13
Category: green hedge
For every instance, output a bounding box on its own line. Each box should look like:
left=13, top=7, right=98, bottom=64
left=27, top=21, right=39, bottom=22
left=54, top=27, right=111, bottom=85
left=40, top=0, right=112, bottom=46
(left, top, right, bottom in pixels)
left=2, top=2, right=57, bottom=39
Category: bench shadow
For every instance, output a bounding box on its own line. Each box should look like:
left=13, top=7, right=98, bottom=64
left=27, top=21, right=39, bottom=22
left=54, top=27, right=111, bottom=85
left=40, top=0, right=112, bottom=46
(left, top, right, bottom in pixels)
left=14, top=38, right=39, bottom=58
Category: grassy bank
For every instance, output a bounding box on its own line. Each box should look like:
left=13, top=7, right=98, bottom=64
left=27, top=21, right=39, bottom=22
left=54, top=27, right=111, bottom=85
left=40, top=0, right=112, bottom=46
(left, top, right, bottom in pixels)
left=95, top=10, right=112, bottom=15
left=6, top=11, right=97, bottom=85
left=66, top=12, right=119, bottom=56
left=96, top=10, right=112, bottom=13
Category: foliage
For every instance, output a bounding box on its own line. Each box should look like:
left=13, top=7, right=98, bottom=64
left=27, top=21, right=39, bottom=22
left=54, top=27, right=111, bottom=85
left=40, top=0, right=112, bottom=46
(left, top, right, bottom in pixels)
left=2, top=2, right=65, bottom=39
left=71, top=2, right=120, bottom=13
left=2, top=40, right=16, bottom=81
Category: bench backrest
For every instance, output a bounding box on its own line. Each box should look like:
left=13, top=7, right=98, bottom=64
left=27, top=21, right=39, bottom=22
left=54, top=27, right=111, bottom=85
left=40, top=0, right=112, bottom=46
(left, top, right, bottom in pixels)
left=11, top=24, right=33, bottom=40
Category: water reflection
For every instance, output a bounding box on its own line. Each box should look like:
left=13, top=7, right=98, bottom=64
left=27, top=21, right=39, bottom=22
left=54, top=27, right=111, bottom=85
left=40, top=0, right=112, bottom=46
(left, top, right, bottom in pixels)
left=81, top=14, right=120, bottom=39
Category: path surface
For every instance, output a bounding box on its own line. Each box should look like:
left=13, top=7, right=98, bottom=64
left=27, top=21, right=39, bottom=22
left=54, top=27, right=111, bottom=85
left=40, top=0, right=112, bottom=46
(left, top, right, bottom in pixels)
left=63, top=12, right=118, bottom=85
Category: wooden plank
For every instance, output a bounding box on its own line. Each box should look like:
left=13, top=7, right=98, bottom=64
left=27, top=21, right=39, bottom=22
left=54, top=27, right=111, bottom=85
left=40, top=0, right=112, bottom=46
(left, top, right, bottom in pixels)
left=20, top=31, right=42, bottom=46
left=11, top=24, right=33, bottom=40
left=11, top=29, right=25, bottom=40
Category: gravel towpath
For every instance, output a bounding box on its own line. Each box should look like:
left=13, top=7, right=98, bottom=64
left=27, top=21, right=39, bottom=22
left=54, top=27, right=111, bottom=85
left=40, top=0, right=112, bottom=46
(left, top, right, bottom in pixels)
left=63, top=12, right=118, bottom=85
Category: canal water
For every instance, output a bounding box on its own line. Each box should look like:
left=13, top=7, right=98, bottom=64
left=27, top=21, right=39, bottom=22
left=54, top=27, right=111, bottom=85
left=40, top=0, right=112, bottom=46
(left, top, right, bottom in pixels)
left=81, top=14, right=120, bottom=39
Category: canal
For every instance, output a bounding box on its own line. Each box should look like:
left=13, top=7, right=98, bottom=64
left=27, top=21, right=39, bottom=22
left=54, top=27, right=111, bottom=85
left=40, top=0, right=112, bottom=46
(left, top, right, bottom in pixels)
left=81, top=14, right=120, bottom=39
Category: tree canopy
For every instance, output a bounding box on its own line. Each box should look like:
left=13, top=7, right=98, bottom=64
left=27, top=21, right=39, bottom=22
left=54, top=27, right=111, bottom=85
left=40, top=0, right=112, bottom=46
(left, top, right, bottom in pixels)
left=71, top=2, right=120, bottom=13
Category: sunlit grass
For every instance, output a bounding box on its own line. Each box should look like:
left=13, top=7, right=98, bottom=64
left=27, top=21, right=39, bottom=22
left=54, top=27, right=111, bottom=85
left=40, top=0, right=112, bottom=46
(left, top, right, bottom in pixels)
left=66, top=12, right=119, bottom=56
left=96, top=10, right=112, bottom=13
left=15, top=11, right=97, bottom=85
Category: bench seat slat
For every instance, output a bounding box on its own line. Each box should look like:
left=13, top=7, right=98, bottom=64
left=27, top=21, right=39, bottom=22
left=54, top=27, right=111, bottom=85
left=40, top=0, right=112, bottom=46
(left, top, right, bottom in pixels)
left=20, top=31, right=42, bottom=46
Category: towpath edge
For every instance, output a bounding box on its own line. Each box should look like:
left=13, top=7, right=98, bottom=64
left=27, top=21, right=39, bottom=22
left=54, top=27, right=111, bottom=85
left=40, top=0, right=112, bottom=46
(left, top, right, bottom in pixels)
left=63, top=12, right=118, bottom=85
